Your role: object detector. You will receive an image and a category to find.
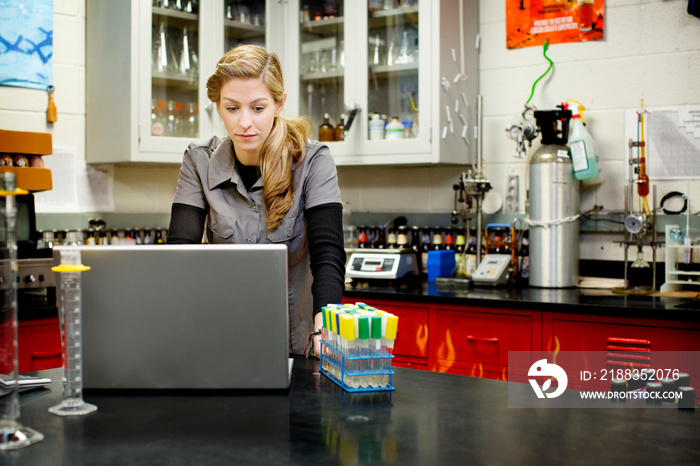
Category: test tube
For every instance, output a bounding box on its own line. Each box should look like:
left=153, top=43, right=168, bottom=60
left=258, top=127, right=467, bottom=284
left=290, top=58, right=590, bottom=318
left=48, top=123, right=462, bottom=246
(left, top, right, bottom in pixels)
left=370, top=314, right=383, bottom=388
left=49, top=248, right=97, bottom=416
left=0, top=172, right=44, bottom=449
left=358, top=315, right=370, bottom=388
left=339, top=313, right=356, bottom=388
left=382, top=315, right=399, bottom=387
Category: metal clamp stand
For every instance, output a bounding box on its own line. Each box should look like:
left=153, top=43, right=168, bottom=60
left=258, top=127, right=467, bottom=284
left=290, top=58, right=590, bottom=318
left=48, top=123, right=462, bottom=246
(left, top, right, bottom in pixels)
left=613, top=137, right=662, bottom=293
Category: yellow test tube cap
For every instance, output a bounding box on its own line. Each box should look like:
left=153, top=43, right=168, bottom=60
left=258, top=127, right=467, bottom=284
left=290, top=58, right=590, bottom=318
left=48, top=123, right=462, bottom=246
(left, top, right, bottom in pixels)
left=385, top=315, right=399, bottom=340
left=339, top=314, right=356, bottom=340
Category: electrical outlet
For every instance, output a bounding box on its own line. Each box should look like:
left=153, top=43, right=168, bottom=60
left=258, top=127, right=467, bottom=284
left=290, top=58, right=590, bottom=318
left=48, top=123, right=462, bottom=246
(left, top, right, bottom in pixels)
left=504, top=175, right=519, bottom=213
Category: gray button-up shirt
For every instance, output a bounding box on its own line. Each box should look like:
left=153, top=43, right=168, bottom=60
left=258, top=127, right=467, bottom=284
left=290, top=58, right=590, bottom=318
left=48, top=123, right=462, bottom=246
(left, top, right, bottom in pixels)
left=173, top=136, right=342, bottom=354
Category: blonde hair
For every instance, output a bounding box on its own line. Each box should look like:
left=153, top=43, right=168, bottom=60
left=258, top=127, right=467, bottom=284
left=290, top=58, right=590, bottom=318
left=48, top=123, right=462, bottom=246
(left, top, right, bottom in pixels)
left=207, top=45, right=311, bottom=230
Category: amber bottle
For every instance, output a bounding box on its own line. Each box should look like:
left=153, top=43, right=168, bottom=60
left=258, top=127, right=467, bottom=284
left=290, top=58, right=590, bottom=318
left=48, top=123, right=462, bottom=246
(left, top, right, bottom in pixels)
left=318, top=113, right=335, bottom=141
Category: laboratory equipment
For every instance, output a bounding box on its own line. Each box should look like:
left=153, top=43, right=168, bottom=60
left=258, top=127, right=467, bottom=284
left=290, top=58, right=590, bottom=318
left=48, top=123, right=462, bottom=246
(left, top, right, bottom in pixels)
left=49, top=248, right=97, bottom=416
left=614, top=103, right=661, bottom=293
left=446, top=95, right=492, bottom=282
left=0, top=172, right=44, bottom=450
left=471, top=254, right=512, bottom=287
left=528, top=108, right=579, bottom=288
left=345, top=249, right=419, bottom=280
left=506, top=105, right=539, bottom=158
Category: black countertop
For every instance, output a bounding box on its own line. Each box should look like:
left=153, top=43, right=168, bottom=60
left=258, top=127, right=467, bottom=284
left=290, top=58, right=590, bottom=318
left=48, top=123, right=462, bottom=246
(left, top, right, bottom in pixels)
left=343, top=279, right=700, bottom=322
left=9, top=358, right=700, bottom=465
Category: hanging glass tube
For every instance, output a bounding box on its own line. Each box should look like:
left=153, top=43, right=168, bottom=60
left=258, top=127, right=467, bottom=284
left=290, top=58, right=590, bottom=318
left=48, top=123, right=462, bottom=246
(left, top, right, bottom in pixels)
left=0, top=172, right=44, bottom=449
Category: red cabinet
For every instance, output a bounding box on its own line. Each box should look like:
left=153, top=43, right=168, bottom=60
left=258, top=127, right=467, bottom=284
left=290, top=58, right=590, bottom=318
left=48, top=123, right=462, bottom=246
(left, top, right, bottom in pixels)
left=18, top=316, right=62, bottom=373
left=342, top=294, right=700, bottom=385
left=435, top=305, right=541, bottom=379
left=544, top=312, right=700, bottom=390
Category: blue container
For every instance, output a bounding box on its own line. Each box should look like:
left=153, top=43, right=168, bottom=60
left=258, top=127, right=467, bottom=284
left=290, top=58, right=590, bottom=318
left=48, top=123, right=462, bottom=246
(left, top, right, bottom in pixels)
left=426, top=250, right=456, bottom=282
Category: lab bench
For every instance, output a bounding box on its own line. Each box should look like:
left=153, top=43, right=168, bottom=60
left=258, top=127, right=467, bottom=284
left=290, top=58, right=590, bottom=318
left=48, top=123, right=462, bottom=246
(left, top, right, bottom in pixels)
left=10, top=357, right=700, bottom=465
left=342, top=281, right=700, bottom=379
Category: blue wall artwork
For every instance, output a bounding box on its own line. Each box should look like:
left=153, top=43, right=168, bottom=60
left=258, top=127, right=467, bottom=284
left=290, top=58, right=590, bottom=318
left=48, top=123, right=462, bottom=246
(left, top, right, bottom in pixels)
left=0, top=0, right=54, bottom=90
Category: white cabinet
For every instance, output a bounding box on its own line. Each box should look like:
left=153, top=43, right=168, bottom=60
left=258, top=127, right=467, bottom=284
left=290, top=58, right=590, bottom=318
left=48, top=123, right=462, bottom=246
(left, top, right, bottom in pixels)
left=86, top=0, right=478, bottom=166
left=284, top=0, right=479, bottom=166
left=86, top=0, right=276, bottom=164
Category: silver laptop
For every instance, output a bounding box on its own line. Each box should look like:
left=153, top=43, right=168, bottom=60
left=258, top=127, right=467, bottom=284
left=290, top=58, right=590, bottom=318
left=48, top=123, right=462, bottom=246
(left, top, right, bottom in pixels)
left=53, top=244, right=292, bottom=389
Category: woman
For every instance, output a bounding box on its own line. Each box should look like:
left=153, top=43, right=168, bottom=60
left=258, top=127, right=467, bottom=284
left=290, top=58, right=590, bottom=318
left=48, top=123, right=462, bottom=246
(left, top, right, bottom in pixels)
left=168, top=45, right=346, bottom=356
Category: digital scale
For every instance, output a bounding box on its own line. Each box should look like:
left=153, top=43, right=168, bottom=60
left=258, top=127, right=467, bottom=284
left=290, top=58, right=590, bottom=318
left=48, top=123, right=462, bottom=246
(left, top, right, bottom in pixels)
left=346, top=250, right=419, bottom=280
left=471, top=254, right=512, bottom=286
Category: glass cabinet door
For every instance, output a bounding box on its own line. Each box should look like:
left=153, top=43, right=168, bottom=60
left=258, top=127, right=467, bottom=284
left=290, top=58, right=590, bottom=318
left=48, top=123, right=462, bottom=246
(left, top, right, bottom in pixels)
left=298, top=1, right=345, bottom=141
left=224, top=0, right=266, bottom=51
left=150, top=1, right=201, bottom=141
left=366, top=0, right=419, bottom=142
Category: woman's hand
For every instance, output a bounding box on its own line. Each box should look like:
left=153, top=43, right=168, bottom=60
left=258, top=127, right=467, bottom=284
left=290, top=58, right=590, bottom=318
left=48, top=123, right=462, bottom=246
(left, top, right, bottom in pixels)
left=313, top=312, right=324, bottom=358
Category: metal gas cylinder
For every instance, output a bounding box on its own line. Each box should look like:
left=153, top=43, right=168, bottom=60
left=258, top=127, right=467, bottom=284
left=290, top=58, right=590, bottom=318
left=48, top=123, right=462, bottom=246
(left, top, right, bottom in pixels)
left=528, top=109, right=579, bottom=288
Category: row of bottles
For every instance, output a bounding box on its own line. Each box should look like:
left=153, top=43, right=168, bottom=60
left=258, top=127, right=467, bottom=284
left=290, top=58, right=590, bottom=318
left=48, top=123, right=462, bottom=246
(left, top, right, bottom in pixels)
left=37, top=228, right=168, bottom=249
left=318, top=113, right=346, bottom=142
left=151, top=99, right=199, bottom=138
left=368, top=0, right=418, bottom=12
left=349, top=224, right=530, bottom=284
left=152, top=0, right=199, bottom=13
left=368, top=114, right=411, bottom=140
left=225, top=0, right=264, bottom=26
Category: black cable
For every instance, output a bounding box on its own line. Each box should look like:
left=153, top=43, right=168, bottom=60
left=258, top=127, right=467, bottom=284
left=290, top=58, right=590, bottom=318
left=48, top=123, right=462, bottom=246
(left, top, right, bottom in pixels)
left=660, top=191, right=688, bottom=215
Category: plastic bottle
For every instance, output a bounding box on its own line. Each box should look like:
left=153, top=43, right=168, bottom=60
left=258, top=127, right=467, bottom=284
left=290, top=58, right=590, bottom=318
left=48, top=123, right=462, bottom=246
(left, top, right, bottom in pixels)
left=567, top=100, right=600, bottom=182
left=385, top=116, right=404, bottom=140
left=369, top=113, right=385, bottom=140
left=318, top=113, right=335, bottom=141
left=183, top=101, right=198, bottom=138
left=152, top=100, right=166, bottom=136
left=166, top=100, right=179, bottom=137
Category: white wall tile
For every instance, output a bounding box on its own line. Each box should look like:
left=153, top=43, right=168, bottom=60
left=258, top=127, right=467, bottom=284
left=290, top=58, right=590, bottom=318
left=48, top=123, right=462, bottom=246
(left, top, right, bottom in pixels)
left=53, top=13, right=85, bottom=66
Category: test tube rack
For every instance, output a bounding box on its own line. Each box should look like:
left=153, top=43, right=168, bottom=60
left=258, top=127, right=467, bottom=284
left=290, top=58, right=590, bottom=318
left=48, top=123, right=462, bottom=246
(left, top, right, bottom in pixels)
left=320, top=341, right=395, bottom=393
left=319, top=302, right=398, bottom=393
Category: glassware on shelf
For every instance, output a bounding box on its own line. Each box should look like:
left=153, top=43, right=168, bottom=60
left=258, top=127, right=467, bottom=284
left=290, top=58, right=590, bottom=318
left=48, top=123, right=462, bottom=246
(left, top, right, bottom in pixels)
left=153, top=22, right=178, bottom=73
left=386, top=39, right=396, bottom=66
left=178, top=26, right=198, bottom=77
left=183, top=102, right=199, bottom=139
left=395, top=30, right=415, bottom=64
left=152, top=100, right=166, bottom=136
left=371, top=34, right=383, bottom=66
left=165, top=100, right=181, bottom=137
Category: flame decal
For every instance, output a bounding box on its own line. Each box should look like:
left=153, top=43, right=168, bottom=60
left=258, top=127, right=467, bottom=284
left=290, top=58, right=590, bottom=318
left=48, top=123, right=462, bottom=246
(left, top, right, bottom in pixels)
left=416, top=323, right=428, bottom=357
left=437, top=329, right=455, bottom=373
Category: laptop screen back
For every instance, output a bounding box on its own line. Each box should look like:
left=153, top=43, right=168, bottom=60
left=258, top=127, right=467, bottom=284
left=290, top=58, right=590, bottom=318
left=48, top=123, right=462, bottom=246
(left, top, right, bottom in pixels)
left=53, top=244, right=290, bottom=389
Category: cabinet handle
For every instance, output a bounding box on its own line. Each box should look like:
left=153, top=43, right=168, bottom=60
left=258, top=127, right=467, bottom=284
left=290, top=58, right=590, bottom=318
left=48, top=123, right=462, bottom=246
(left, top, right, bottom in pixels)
left=606, top=352, right=651, bottom=362
left=467, top=335, right=499, bottom=343
left=30, top=350, right=62, bottom=359
left=606, top=337, right=651, bottom=346
left=607, top=360, right=651, bottom=369
left=606, top=345, right=650, bottom=352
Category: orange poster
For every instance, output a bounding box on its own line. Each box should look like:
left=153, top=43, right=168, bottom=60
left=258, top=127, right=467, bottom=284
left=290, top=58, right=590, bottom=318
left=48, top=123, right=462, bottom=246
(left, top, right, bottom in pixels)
left=506, top=0, right=604, bottom=49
